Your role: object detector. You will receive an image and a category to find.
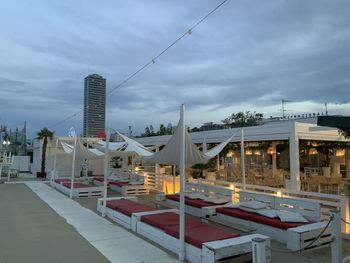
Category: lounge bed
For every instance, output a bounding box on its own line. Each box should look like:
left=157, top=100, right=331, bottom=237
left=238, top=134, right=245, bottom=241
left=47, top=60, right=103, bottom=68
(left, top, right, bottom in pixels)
left=204, top=191, right=332, bottom=251
left=55, top=180, right=103, bottom=197
left=97, top=196, right=157, bottom=229
left=157, top=183, right=233, bottom=217
left=133, top=210, right=271, bottom=263
left=109, top=181, right=149, bottom=195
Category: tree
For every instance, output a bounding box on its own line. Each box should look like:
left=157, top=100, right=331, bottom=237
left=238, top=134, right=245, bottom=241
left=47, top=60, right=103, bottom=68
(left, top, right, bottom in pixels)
left=36, top=128, right=54, bottom=178
left=222, top=111, right=263, bottom=128
left=142, top=124, right=173, bottom=137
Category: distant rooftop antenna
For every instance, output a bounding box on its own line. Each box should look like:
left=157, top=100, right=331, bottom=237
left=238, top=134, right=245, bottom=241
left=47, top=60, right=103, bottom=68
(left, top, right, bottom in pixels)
left=282, top=99, right=292, bottom=120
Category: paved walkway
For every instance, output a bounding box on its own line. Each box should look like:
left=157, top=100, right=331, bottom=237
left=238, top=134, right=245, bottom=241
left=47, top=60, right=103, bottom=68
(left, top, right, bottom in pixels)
left=0, top=183, right=109, bottom=263
left=25, top=182, right=179, bottom=263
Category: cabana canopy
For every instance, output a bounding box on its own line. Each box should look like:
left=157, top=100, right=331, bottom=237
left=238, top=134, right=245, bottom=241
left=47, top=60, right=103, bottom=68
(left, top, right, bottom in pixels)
left=110, top=120, right=238, bottom=166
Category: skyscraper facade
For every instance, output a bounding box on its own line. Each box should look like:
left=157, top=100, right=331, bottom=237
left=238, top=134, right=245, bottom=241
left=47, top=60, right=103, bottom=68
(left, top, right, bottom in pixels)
left=83, top=74, right=106, bottom=137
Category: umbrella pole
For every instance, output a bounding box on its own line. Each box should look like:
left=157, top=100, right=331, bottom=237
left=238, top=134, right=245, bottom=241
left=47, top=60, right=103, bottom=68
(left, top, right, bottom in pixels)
left=52, top=138, right=59, bottom=182
left=173, top=165, right=176, bottom=194
left=70, top=136, right=77, bottom=199
left=102, top=131, right=110, bottom=217
left=240, top=128, right=246, bottom=191
left=179, top=104, right=186, bottom=261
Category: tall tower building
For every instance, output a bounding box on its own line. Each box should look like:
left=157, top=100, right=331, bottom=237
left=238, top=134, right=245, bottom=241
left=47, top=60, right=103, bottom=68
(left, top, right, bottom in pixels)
left=83, top=74, right=106, bottom=137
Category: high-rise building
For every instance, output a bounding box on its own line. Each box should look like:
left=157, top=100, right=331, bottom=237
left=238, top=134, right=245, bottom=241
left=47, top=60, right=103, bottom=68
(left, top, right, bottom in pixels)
left=83, top=74, right=106, bottom=137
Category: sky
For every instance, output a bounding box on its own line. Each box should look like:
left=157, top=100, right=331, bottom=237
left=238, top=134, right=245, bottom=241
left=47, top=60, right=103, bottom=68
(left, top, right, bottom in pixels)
left=1, top=0, right=350, bottom=138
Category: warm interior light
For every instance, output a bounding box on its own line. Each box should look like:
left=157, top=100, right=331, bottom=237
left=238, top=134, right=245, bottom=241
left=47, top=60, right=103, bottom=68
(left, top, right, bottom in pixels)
left=226, top=151, right=234, bottom=157
left=254, top=150, right=261, bottom=156
left=135, top=166, right=140, bottom=171
left=336, top=149, right=345, bottom=157
left=230, top=184, right=234, bottom=190
left=267, top=147, right=276, bottom=155
left=309, top=147, right=318, bottom=155
left=245, top=149, right=253, bottom=155
left=276, top=191, right=282, bottom=197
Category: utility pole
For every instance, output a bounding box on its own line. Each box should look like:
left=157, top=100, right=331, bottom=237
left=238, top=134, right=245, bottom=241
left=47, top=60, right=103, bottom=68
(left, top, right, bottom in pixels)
left=325, top=102, right=328, bottom=116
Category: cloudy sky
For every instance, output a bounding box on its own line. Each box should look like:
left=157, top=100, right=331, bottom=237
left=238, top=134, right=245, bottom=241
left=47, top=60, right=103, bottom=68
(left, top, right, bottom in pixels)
left=1, top=0, right=350, bottom=137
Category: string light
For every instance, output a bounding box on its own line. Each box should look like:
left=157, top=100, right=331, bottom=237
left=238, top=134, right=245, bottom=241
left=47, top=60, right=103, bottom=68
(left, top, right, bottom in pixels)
left=49, top=0, right=230, bottom=129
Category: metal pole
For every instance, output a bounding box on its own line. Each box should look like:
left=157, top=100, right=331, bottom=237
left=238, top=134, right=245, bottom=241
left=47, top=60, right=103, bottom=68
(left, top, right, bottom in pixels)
left=52, top=138, right=59, bottom=182
left=252, top=237, right=267, bottom=263
left=70, top=136, right=77, bottom=199
left=173, top=165, right=176, bottom=194
left=240, top=128, right=246, bottom=190
left=331, top=209, right=342, bottom=263
left=102, top=130, right=110, bottom=217
left=179, top=104, right=186, bottom=261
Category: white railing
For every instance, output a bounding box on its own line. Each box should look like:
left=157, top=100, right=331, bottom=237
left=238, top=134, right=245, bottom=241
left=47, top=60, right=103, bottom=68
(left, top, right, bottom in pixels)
left=139, top=171, right=164, bottom=192
left=190, top=177, right=350, bottom=234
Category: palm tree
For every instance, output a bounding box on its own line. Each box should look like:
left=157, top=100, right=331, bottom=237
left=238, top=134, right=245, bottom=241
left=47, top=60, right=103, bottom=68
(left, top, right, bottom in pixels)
left=36, top=128, right=54, bottom=178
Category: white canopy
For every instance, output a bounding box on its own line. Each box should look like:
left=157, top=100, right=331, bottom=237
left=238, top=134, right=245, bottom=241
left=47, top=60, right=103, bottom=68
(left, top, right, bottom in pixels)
left=60, top=138, right=104, bottom=159
left=113, top=120, right=238, bottom=166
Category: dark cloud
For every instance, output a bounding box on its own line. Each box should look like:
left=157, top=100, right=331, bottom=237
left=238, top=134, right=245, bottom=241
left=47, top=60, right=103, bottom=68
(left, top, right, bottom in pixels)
left=1, top=0, right=350, bottom=136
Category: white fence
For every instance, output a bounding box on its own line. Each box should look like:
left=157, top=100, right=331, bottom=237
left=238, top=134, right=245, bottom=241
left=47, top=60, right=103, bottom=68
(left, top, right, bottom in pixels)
left=190, top=178, right=350, bottom=234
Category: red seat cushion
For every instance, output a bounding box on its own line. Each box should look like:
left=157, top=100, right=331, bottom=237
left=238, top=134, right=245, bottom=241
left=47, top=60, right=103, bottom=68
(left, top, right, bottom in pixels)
left=55, top=179, right=71, bottom=183
left=62, top=182, right=90, bottom=189
left=166, top=194, right=227, bottom=208
left=106, top=199, right=136, bottom=210
left=217, top=207, right=309, bottom=230
left=109, top=181, right=129, bottom=187
left=106, top=199, right=155, bottom=216
left=165, top=224, right=240, bottom=248
left=140, top=212, right=199, bottom=231
left=117, top=203, right=155, bottom=217
left=94, top=177, right=104, bottom=182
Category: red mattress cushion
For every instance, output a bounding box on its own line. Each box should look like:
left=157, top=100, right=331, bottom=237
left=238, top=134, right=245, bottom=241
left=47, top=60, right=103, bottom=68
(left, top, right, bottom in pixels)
left=117, top=203, right=155, bottom=217
left=55, top=179, right=71, bottom=183
left=109, top=181, right=129, bottom=187
left=217, top=207, right=309, bottom=230
left=140, top=212, right=199, bottom=231
left=94, top=177, right=104, bottom=182
left=106, top=199, right=155, bottom=216
left=106, top=199, right=136, bottom=210
left=166, top=194, right=228, bottom=208
left=165, top=224, right=240, bottom=248
left=62, top=182, right=90, bottom=189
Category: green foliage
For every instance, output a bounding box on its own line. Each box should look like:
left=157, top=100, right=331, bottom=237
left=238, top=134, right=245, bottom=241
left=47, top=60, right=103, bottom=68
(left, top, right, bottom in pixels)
left=142, top=124, right=173, bottom=137
left=222, top=111, right=263, bottom=128
left=36, top=127, right=54, bottom=177
left=36, top=127, right=54, bottom=139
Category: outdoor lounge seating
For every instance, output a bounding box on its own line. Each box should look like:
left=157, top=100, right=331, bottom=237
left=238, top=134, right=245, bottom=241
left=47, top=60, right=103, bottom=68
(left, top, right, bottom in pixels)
left=204, top=191, right=332, bottom=251
left=97, top=196, right=157, bottom=229
left=109, top=180, right=149, bottom=195
left=133, top=209, right=271, bottom=263
left=157, top=183, right=233, bottom=217
left=55, top=179, right=103, bottom=197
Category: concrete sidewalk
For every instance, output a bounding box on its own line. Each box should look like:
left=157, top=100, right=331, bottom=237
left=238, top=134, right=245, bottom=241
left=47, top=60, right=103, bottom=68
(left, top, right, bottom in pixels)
left=25, top=182, right=179, bottom=263
left=0, top=183, right=109, bottom=263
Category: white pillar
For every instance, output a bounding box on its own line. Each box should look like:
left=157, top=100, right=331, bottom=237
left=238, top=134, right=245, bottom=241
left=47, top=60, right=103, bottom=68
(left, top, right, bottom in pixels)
left=289, top=122, right=300, bottom=190
left=179, top=104, right=186, bottom=261
left=173, top=165, right=176, bottom=194
left=70, top=136, right=78, bottom=199
left=52, top=138, right=59, bottom=181
left=202, top=138, right=207, bottom=153
left=330, top=155, right=340, bottom=177
left=252, top=237, right=267, bottom=263
left=331, top=209, right=342, bottom=263
left=102, top=131, right=110, bottom=217
left=272, top=152, right=277, bottom=177
left=346, top=148, right=350, bottom=178
left=155, top=147, right=160, bottom=175
left=216, top=154, right=220, bottom=171
left=240, top=128, right=246, bottom=190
